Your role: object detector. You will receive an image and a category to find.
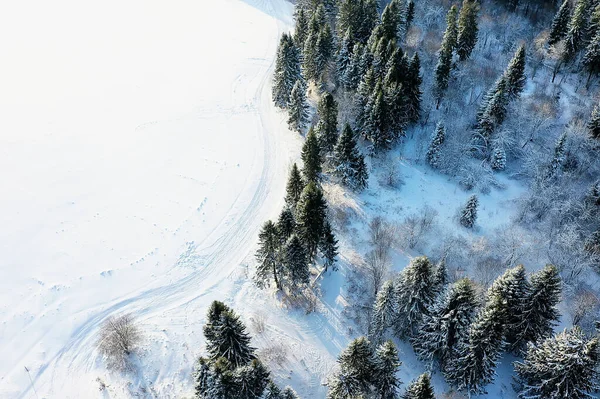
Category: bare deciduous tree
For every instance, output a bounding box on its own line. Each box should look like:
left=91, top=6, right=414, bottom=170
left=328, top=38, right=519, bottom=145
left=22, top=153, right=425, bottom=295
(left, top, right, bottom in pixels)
left=571, top=286, right=600, bottom=332
left=399, top=205, right=438, bottom=249
left=97, top=314, right=142, bottom=372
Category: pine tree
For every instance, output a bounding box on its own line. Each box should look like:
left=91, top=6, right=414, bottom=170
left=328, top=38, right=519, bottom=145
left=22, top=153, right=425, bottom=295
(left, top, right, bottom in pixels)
left=491, top=145, right=506, bottom=171
left=364, top=81, right=391, bottom=153
left=196, top=357, right=236, bottom=399
left=456, top=0, right=479, bottom=61
left=333, top=124, right=369, bottom=191
left=515, top=327, right=600, bottom=399
left=277, top=207, right=296, bottom=243
left=374, top=340, right=402, bottom=399
left=426, top=122, right=445, bottom=169
left=588, top=104, right=600, bottom=139
left=315, top=24, right=335, bottom=84
left=583, top=29, right=600, bottom=80
left=288, top=80, right=309, bottom=133
left=319, top=219, right=338, bottom=271
left=549, top=0, right=572, bottom=46
left=504, top=45, right=526, bottom=100
left=316, top=93, right=339, bottom=154
left=296, top=182, right=328, bottom=261
left=285, top=163, right=305, bottom=208
left=344, top=43, right=364, bottom=90
left=478, top=77, right=509, bottom=135
left=355, top=66, right=376, bottom=132
left=284, top=234, right=310, bottom=287
left=405, top=0, right=416, bottom=35
left=327, top=337, right=376, bottom=399
left=206, top=308, right=256, bottom=368
left=405, top=53, right=422, bottom=123
left=255, top=221, right=283, bottom=289
left=444, top=295, right=505, bottom=395
left=488, top=265, right=531, bottom=352
left=203, top=301, right=232, bottom=345
left=337, top=29, right=353, bottom=87
left=301, top=128, right=323, bottom=183
left=371, top=280, right=398, bottom=340
left=282, top=386, right=301, bottom=399
left=294, top=8, right=309, bottom=50
left=402, top=373, right=435, bottom=399
left=411, top=279, right=479, bottom=369
left=548, top=132, right=567, bottom=178
left=564, top=0, right=590, bottom=60
left=273, top=34, right=302, bottom=108
left=394, top=256, right=437, bottom=337
left=459, top=195, right=478, bottom=228
left=361, top=0, right=380, bottom=43
left=381, top=0, right=402, bottom=42
left=232, top=359, right=271, bottom=399
left=434, top=6, right=458, bottom=107
left=514, top=264, right=561, bottom=351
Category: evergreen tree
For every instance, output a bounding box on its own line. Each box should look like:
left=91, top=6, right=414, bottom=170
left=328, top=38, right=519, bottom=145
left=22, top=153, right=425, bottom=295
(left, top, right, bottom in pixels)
left=456, top=0, right=479, bottom=61
left=405, top=0, right=416, bottom=35
left=301, top=128, right=323, bottom=183
left=263, top=381, right=282, bottom=399
left=402, top=373, right=435, bottom=399
left=333, top=124, right=369, bottom=191
left=314, top=24, right=335, bottom=84
left=316, top=93, right=339, bottom=154
left=371, top=280, right=398, bottom=340
left=273, top=34, right=302, bottom=108
left=355, top=67, right=376, bottom=132
left=504, top=45, right=526, bottom=100
left=477, top=77, right=509, bottom=139
left=206, top=309, right=256, bottom=368
left=394, top=256, right=437, bottom=337
left=294, top=8, right=309, bottom=50
left=548, top=132, right=567, bottom=178
left=361, top=0, right=380, bottom=43
left=381, top=0, right=402, bottom=42
left=374, top=340, right=402, bottom=399
left=284, top=234, right=310, bottom=287
left=384, top=47, right=409, bottom=86
left=282, top=386, right=301, bottom=399
left=583, top=28, right=600, bottom=79
left=337, top=0, right=364, bottom=45
left=491, top=145, right=506, bottom=171
left=296, top=182, right=328, bottom=261
left=233, top=359, right=270, bottom=399
left=337, top=29, right=353, bottom=87
left=548, top=0, right=572, bottom=46
left=255, top=221, right=283, bottom=289
left=515, top=264, right=561, bottom=351
left=277, top=207, right=296, bottom=243
left=344, top=43, right=364, bottom=90
left=434, top=6, right=458, bottom=107
left=364, top=81, right=391, bottom=152
left=285, top=163, right=305, bottom=208
left=459, top=195, right=478, bottom=228
left=432, top=258, right=449, bottom=295
left=327, top=337, right=376, bottom=399
left=288, top=79, right=309, bottom=133
left=196, top=357, right=236, bottom=399
left=444, top=295, right=505, bottom=396
left=426, top=122, right=445, bottom=169
left=411, top=279, right=479, bottom=369
left=319, top=219, right=338, bottom=271
left=203, top=301, right=232, bottom=345
left=515, top=327, right=600, bottom=399
left=588, top=104, right=600, bottom=139
left=564, top=0, right=590, bottom=60
left=405, top=53, right=422, bottom=123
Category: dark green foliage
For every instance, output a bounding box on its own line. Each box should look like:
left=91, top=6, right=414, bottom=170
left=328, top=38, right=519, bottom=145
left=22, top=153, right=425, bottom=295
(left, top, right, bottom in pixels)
left=548, top=0, right=571, bottom=46
left=337, top=0, right=378, bottom=45
left=255, top=221, right=282, bottom=289
left=301, top=128, right=323, bottom=183
left=319, top=219, right=338, bottom=271
left=327, top=337, right=377, bottom=398
left=272, top=34, right=302, bottom=108
left=374, top=340, right=402, bottom=399
left=583, top=29, right=600, bottom=78
left=316, top=93, right=339, bottom=153
left=206, top=308, right=256, bottom=368
left=434, top=6, right=458, bottom=106
left=333, top=124, right=369, bottom=191
left=564, top=0, right=590, bottom=60
left=232, top=359, right=271, bottom=399
left=432, top=258, right=449, bottom=295
left=296, top=182, right=328, bottom=261
left=294, top=8, right=309, bottom=49
left=504, top=45, right=526, bottom=100
left=515, top=327, right=600, bottom=399
left=277, top=207, right=296, bottom=243
left=426, top=122, right=445, bottom=168
left=405, top=53, right=422, bottom=123
left=456, top=0, right=479, bottom=61
left=402, top=373, right=435, bottom=399
left=284, top=234, right=310, bottom=286
left=343, top=43, right=365, bottom=90
left=380, top=0, right=402, bottom=42
left=405, top=0, right=415, bottom=33
left=287, top=79, right=309, bottom=133
left=282, top=386, right=301, bottom=399
left=459, top=195, right=478, bottom=228
left=337, top=29, right=353, bottom=87
left=263, top=381, right=282, bottom=399
left=371, top=280, right=398, bottom=339
left=285, top=163, right=305, bottom=208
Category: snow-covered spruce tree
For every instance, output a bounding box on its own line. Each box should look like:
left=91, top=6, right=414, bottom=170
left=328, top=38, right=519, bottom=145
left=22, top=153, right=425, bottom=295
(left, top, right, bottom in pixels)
left=588, top=104, right=600, bottom=139
left=287, top=79, right=309, bottom=133
left=411, top=278, right=479, bottom=369
left=281, top=386, right=301, bottom=399
left=426, top=122, right=445, bottom=169
left=488, top=265, right=531, bottom=352
left=314, top=24, right=335, bottom=85
left=255, top=221, right=283, bottom=289
left=432, top=258, right=449, bottom=296
left=355, top=67, right=376, bottom=132
left=383, top=79, right=406, bottom=142
left=263, top=381, right=282, bottom=399
left=444, top=294, right=505, bottom=396
left=232, top=359, right=271, bottom=399
left=384, top=47, right=409, bottom=87
left=293, top=7, right=309, bottom=50
left=514, top=264, right=561, bottom=352
left=380, top=0, right=402, bottom=43
left=434, top=5, right=458, bottom=108
left=364, top=81, right=390, bottom=153
left=374, top=340, right=402, bottom=399
left=456, top=0, right=479, bottom=61
left=296, top=181, right=328, bottom=262
left=491, top=145, right=506, bottom=171
left=302, top=5, right=326, bottom=82
left=402, top=373, right=435, bottom=399
left=283, top=234, right=310, bottom=288
left=327, top=337, right=376, bottom=399
left=316, top=92, right=339, bottom=154
left=272, top=33, right=302, bottom=108
left=333, top=124, right=369, bottom=191
left=583, top=29, right=600, bottom=82
left=477, top=77, right=509, bottom=139
left=319, top=219, right=338, bottom=271
left=394, top=256, right=437, bottom=337
left=285, top=163, right=305, bottom=208
left=301, top=128, right=323, bottom=184
left=371, top=280, right=398, bottom=340
left=504, top=45, right=526, bottom=100
left=337, top=29, right=353, bottom=87
left=405, top=52, right=422, bottom=123
left=563, top=0, right=590, bottom=61
left=277, top=207, right=296, bottom=243
left=548, top=132, right=567, bottom=178
left=405, top=0, right=415, bottom=35
left=459, top=195, right=478, bottom=228
left=196, top=357, right=235, bottom=399
left=515, top=327, right=600, bottom=399
left=548, top=0, right=571, bottom=46
left=206, top=308, right=256, bottom=368
left=344, top=43, right=364, bottom=90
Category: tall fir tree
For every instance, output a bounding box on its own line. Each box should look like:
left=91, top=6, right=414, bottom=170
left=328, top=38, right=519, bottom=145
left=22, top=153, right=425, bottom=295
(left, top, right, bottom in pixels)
left=272, top=34, right=302, bottom=108
left=255, top=221, right=283, bottom=289
left=380, top=0, right=402, bottom=42
left=333, top=124, right=369, bottom=191
left=444, top=295, right=506, bottom=396
left=263, top=381, right=282, bottom=399
left=301, top=128, right=323, bottom=183
left=327, top=337, right=376, bottom=399
left=515, top=327, right=600, bottom=399
left=371, top=280, right=398, bottom=340
left=504, top=45, right=526, bottom=100
left=315, top=93, right=339, bottom=154
left=434, top=6, right=458, bottom=107
left=314, top=24, right=335, bottom=85
left=405, top=53, right=423, bottom=123
left=394, top=256, right=437, bottom=337
left=456, top=0, right=479, bottom=61
left=205, top=308, right=256, bottom=368
left=277, top=207, right=296, bottom=243
left=319, top=219, right=338, bottom=271
left=491, top=145, right=506, bottom=171
left=426, top=122, right=446, bottom=169
left=459, top=195, right=478, bottom=228
left=411, top=278, right=479, bottom=369
left=548, top=0, right=571, bottom=46
left=548, top=132, right=567, bottom=178
left=337, top=29, right=353, bottom=87
left=344, top=43, right=364, bottom=90
left=588, top=104, right=600, bottom=139
left=287, top=79, right=309, bottom=133
left=282, top=386, right=301, bottom=399
left=284, top=234, right=310, bottom=287
left=402, top=373, right=435, bottom=399
left=374, top=340, right=402, bottom=399
left=285, top=163, right=305, bottom=208
left=232, top=359, right=271, bottom=399
left=432, top=258, right=449, bottom=295
left=563, top=0, right=590, bottom=61
left=405, top=0, right=416, bottom=35
left=294, top=8, right=309, bottom=50
left=296, top=182, right=328, bottom=261
left=583, top=28, right=600, bottom=80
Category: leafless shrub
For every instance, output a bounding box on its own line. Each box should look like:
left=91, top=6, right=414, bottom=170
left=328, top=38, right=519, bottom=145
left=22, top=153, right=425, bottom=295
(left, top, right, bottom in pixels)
left=570, top=286, right=600, bottom=333
left=492, top=225, right=529, bottom=268
left=250, top=311, right=267, bottom=335
left=363, top=249, right=391, bottom=297
left=97, top=314, right=142, bottom=372
left=398, top=205, right=438, bottom=249
left=258, top=342, right=289, bottom=367
left=473, top=256, right=505, bottom=288
left=369, top=216, right=396, bottom=253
